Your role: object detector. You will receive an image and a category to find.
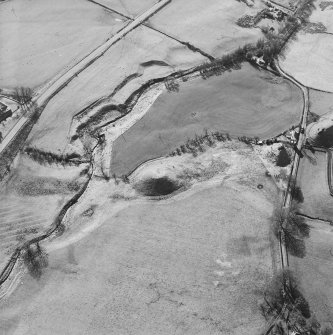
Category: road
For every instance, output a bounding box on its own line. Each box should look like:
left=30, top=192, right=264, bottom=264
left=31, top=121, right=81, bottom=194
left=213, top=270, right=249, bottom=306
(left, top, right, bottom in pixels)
left=275, top=61, right=309, bottom=269
left=0, top=116, right=28, bottom=153
left=0, top=0, right=171, bottom=156
left=265, top=0, right=294, bottom=15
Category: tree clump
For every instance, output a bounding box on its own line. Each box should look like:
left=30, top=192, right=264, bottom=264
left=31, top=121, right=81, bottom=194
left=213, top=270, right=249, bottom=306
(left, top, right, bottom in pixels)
left=276, top=146, right=291, bottom=167
left=22, top=243, right=48, bottom=279
left=13, top=87, right=34, bottom=113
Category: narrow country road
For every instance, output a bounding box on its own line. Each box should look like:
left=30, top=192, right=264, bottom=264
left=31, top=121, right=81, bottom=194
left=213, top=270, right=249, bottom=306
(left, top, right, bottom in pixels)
left=0, top=0, right=171, bottom=155
left=276, top=61, right=309, bottom=208
left=275, top=60, right=309, bottom=268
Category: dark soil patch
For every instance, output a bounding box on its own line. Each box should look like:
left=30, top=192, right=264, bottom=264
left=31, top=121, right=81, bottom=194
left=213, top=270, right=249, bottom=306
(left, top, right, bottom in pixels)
left=135, top=177, right=181, bottom=197
left=276, top=146, right=291, bottom=167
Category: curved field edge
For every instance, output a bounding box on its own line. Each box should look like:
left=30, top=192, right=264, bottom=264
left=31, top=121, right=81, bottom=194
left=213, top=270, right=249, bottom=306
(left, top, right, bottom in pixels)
left=111, top=63, right=303, bottom=176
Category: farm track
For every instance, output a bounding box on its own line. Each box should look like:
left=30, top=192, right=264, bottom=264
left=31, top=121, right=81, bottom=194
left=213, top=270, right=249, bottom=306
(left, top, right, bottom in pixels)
left=87, top=0, right=215, bottom=61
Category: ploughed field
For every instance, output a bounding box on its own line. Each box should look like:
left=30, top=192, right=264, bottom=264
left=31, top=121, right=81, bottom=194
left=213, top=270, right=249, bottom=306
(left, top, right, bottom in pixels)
left=112, top=63, right=303, bottom=175
left=0, top=0, right=127, bottom=89
left=0, top=195, right=64, bottom=269
left=0, top=155, right=86, bottom=269
left=297, top=149, right=333, bottom=221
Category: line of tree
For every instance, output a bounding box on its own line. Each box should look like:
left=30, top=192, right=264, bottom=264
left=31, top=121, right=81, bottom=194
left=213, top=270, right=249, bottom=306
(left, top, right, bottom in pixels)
left=238, top=135, right=261, bottom=145
left=170, top=130, right=231, bottom=157
left=75, top=104, right=126, bottom=138
left=25, top=146, right=83, bottom=166
left=262, top=269, right=326, bottom=334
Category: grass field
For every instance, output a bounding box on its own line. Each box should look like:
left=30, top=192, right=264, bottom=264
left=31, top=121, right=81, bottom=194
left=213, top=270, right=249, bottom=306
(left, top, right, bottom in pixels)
left=280, top=33, right=333, bottom=92
left=0, top=0, right=127, bottom=89
left=111, top=63, right=302, bottom=175
left=290, top=220, right=333, bottom=328
left=297, top=150, right=333, bottom=221
left=0, top=169, right=278, bottom=334
left=309, top=89, right=333, bottom=116
left=147, top=0, right=264, bottom=57
left=27, top=25, right=204, bottom=154
left=92, top=0, right=157, bottom=17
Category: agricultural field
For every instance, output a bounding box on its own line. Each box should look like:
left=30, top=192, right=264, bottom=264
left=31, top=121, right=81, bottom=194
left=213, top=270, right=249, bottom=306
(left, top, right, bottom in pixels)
left=309, top=0, right=333, bottom=33
left=280, top=33, right=333, bottom=92
left=290, top=220, right=333, bottom=328
left=0, top=142, right=279, bottom=334
left=296, top=149, right=333, bottom=221
left=309, top=89, right=333, bottom=117
left=0, top=194, right=63, bottom=270
left=2, top=0, right=331, bottom=333
left=93, top=0, right=157, bottom=17
left=111, top=62, right=302, bottom=176
left=147, top=0, right=265, bottom=57
left=0, top=0, right=127, bottom=90
left=27, top=25, right=205, bottom=154
left=0, top=154, right=87, bottom=270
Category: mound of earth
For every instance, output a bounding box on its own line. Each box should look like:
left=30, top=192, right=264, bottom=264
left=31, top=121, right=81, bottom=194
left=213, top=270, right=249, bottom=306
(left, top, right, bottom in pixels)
left=307, top=111, right=333, bottom=148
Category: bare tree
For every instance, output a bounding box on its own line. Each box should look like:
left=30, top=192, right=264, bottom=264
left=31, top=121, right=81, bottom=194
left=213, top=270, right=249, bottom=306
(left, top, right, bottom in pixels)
left=272, top=206, right=309, bottom=258
left=13, top=87, right=33, bottom=113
